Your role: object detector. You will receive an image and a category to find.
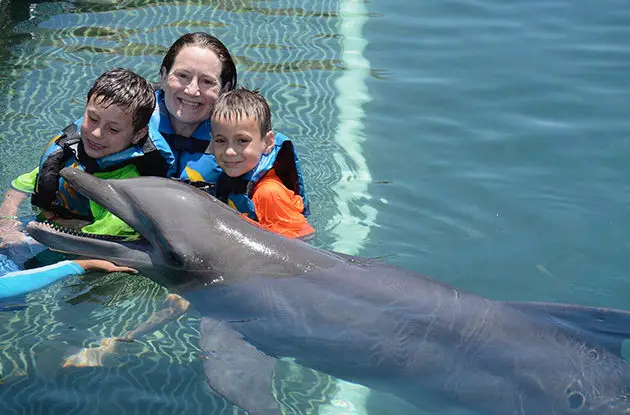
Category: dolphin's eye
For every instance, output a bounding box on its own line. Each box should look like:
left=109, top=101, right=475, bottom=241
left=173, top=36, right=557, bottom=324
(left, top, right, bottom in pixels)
left=567, top=391, right=585, bottom=410
left=166, top=252, right=185, bottom=268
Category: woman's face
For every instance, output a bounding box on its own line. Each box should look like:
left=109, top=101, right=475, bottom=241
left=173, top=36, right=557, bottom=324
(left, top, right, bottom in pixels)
left=160, top=45, right=223, bottom=137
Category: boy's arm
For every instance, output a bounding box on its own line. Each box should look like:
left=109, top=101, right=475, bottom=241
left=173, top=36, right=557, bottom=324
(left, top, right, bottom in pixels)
left=0, top=167, right=39, bottom=219
left=0, top=189, right=26, bottom=235
left=0, top=168, right=39, bottom=246
left=0, top=189, right=27, bottom=218
left=251, top=177, right=314, bottom=239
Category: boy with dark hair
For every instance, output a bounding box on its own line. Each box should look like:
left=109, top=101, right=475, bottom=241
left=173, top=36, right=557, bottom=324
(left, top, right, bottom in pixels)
left=210, top=87, right=314, bottom=238
left=0, top=68, right=169, bottom=301
left=0, top=67, right=173, bottom=245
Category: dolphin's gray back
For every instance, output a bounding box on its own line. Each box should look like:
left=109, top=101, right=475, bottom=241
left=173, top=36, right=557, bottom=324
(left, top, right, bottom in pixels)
left=190, top=258, right=630, bottom=414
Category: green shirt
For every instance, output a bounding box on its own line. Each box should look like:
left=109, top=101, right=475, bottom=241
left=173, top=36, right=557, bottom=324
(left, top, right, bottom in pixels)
left=12, top=165, right=139, bottom=237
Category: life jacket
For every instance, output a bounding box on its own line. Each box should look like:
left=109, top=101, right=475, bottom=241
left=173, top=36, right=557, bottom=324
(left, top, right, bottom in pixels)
left=214, top=134, right=310, bottom=221
left=149, top=89, right=222, bottom=183
left=31, top=119, right=174, bottom=220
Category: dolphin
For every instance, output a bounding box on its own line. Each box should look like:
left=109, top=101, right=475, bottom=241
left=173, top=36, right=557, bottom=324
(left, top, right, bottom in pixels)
left=27, top=168, right=630, bottom=415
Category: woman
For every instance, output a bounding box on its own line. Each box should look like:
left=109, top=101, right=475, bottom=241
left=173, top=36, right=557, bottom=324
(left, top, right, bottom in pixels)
left=153, top=32, right=311, bottom=218
left=151, top=32, right=237, bottom=183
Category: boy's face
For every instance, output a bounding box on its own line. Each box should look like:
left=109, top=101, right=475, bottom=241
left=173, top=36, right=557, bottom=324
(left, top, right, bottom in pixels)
left=211, top=115, right=274, bottom=178
left=81, top=95, right=147, bottom=159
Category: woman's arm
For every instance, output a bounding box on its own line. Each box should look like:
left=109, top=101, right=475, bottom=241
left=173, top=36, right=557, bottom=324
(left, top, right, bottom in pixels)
left=72, top=259, right=137, bottom=274
left=0, top=259, right=136, bottom=299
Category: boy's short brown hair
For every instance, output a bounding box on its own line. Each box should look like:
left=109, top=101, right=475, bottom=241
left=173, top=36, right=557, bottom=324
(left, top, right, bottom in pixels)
left=87, top=68, right=155, bottom=133
left=210, top=87, right=271, bottom=137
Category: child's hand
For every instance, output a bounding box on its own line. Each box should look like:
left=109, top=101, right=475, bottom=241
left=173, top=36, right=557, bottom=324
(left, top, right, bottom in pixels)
left=0, top=219, right=28, bottom=249
left=0, top=232, right=28, bottom=248
left=0, top=217, right=21, bottom=232
left=73, top=259, right=138, bottom=274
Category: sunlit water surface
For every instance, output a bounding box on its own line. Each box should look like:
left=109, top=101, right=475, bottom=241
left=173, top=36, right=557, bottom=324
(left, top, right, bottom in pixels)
left=0, top=0, right=629, bottom=413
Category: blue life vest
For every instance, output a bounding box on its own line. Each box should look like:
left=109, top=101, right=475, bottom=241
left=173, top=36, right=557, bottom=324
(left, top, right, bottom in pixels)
left=149, top=89, right=222, bottom=183
left=214, top=134, right=310, bottom=221
left=32, top=119, right=174, bottom=220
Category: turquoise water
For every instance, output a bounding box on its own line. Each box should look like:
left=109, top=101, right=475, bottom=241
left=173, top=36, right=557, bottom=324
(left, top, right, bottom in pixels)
left=0, top=0, right=629, bottom=413
left=361, top=0, right=630, bottom=309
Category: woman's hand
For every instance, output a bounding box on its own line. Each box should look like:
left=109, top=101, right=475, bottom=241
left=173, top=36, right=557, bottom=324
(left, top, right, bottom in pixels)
left=73, top=259, right=138, bottom=274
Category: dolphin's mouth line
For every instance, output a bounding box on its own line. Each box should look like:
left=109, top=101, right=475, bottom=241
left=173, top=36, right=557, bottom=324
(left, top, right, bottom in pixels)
left=37, top=219, right=141, bottom=243
left=28, top=220, right=155, bottom=268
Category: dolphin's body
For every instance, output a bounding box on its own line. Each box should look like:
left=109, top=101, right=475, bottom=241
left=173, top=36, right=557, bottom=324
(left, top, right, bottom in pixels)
left=27, top=168, right=630, bottom=415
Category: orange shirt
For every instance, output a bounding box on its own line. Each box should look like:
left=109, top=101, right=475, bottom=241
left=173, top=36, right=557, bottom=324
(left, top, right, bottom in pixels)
left=250, top=169, right=314, bottom=239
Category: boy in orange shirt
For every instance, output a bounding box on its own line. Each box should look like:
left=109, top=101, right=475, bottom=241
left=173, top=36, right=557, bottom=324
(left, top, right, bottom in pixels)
left=210, top=87, right=314, bottom=238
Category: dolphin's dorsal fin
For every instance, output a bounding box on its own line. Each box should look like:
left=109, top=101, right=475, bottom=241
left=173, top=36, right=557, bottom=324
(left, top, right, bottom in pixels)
left=505, top=301, right=630, bottom=358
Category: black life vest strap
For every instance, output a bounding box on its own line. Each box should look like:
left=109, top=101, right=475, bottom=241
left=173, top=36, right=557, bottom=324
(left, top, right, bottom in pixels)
left=177, top=178, right=216, bottom=196
left=215, top=174, right=250, bottom=203
left=274, top=141, right=301, bottom=195
left=31, top=124, right=82, bottom=210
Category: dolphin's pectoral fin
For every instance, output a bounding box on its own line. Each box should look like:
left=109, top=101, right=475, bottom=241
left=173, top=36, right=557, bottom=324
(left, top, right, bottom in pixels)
left=506, top=301, right=630, bottom=358
left=200, top=317, right=280, bottom=415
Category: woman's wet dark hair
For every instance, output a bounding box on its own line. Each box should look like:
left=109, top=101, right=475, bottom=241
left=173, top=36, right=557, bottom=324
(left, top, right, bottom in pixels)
left=160, top=32, right=237, bottom=92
